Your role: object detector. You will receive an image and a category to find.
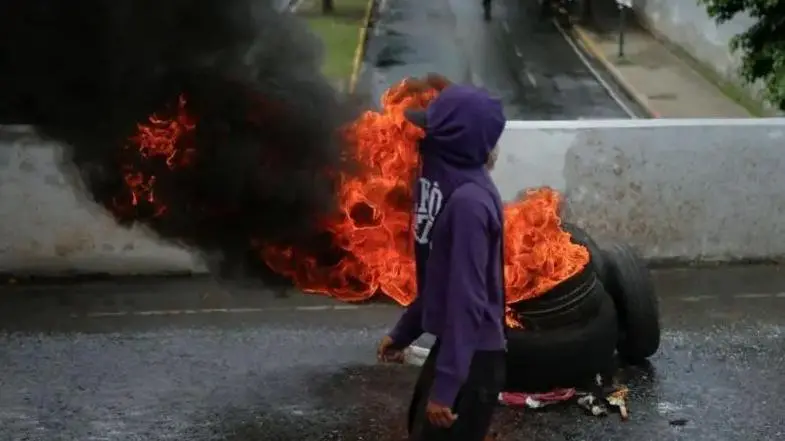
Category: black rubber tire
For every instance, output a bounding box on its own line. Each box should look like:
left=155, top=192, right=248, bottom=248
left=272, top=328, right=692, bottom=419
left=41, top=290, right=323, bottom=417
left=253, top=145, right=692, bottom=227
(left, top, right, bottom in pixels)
left=510, top=260, right=603, bottom=330
left=510, top=265, right=603, bottom=330
left=561, top=222, right=607, bottom=285
left=504, top=287, right=618, bottom=392
left=602, top=243, right=661, bottom=363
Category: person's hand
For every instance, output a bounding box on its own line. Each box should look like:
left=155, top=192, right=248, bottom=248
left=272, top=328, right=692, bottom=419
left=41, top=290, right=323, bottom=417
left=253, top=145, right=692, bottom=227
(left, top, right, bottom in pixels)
left=376, top=335, right=405, bottom=363
left=426, top=400, right=457, bottom=428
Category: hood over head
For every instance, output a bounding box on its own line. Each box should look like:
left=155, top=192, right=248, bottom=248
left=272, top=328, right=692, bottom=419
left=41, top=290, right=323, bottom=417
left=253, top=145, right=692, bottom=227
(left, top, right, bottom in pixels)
left=404, top=84, right=506, bottom=167
left=403, top=83, right=506, bottom=301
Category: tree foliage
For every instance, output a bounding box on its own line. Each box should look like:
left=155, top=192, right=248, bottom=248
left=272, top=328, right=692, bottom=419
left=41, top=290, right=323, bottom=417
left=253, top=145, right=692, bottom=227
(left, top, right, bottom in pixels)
left=699, top=0, right=785, bottom=110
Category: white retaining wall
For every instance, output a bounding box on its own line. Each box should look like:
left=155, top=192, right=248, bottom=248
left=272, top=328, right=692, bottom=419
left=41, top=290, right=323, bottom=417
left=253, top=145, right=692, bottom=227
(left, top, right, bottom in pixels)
left=631, top=0, right=759, bottom=103
left=496, top=118, right=785, bottom=262
left=0, top=127, right=202, bottom=275
left=1, top=118, right=784, bottom=275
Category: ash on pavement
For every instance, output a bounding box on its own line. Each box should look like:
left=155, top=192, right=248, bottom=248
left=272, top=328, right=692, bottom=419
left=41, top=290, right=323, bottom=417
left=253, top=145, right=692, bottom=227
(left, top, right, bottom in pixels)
left=1, top=266, right=785, bottom=440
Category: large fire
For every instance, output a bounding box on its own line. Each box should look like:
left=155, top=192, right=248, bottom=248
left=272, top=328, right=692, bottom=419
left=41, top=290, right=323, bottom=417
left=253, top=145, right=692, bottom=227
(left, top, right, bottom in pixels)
left=116, top=77, right=589, bottom=326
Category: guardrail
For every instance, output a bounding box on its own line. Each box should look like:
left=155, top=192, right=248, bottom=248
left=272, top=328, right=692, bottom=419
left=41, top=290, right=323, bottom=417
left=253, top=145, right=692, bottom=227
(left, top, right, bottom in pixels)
left=1, top=118, right=783, bottom=275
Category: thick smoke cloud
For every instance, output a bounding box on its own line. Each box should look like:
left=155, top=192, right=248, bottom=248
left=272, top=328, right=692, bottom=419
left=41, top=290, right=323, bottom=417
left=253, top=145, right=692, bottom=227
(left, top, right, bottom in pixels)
left=0, top=0, right=359, bottom=281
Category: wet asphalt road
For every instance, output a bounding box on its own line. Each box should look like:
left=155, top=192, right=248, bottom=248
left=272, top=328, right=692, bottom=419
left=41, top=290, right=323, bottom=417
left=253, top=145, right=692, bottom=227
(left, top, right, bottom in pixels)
left=362, top=0, right=639, bottom=118
left=2, top=266, right=785, bottom=440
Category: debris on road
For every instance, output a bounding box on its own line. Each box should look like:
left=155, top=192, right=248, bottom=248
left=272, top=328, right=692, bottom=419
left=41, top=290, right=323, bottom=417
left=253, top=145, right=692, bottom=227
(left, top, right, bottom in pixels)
left=576, top=393, right=608, bottom=416
left=606, top=386, right=630, bottom=420
left=403, top=345, right=429, bottom=366
left=405, top=345, right=631, bottom=420
left=499, top=389, right=575, bottom=408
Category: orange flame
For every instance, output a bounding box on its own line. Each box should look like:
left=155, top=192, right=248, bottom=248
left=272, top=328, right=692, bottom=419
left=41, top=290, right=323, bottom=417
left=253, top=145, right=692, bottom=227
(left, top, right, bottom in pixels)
left=116, top=78, right=590, bottom=327
left=263, top=77, right=589, bottom=323
left=261, top=78, right=440, bottom=303
left=119, top=94, right=196, bottom=217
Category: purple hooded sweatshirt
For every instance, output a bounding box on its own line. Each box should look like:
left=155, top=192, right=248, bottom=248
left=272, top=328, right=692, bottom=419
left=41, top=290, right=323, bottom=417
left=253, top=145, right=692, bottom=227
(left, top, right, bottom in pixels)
left=389, top=84, right=507, bottom=407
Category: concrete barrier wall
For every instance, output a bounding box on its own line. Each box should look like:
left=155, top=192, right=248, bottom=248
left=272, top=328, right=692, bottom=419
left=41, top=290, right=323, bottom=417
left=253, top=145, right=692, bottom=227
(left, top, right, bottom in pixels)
left=0, top=127, right=203, bottom=275
left=1, top=118, right=784, bottom=275
left=497, top=118, right=785, bottom=262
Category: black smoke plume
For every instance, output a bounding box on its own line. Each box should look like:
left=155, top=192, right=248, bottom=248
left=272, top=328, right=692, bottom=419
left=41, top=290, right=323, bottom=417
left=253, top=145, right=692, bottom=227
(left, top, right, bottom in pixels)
left=0, top=0, right=360, bottom=281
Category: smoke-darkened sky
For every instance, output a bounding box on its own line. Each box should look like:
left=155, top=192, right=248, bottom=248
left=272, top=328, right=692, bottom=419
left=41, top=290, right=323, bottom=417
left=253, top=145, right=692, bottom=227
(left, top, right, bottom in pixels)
left=0, top=0, right=360, bottom=282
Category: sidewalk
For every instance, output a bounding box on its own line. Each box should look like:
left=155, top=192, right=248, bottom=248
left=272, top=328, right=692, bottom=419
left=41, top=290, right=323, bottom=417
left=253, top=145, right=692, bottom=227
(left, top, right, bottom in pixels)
left=571, top=7, right=752, bottom=118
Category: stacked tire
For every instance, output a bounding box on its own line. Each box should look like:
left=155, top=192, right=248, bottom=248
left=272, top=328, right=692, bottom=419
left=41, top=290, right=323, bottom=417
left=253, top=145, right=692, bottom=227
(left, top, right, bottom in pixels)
left=601, top=241, right=661, bottom=363
left=504, top=223, right=661, bottom=392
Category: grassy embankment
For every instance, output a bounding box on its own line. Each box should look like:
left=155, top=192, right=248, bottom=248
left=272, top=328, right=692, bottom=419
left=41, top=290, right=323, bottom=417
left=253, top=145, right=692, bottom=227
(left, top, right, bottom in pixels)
left=297, top=0, right=371, bottom=90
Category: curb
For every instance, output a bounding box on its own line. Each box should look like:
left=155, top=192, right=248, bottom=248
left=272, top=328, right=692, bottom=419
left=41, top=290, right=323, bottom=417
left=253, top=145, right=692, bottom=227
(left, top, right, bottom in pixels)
left=348, top=0, right=375, bottom=94
left=571, top=25, right=659, bottom=118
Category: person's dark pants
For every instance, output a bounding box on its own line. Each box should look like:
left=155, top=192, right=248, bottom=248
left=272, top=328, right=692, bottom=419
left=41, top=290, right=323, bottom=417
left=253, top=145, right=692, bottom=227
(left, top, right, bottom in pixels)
left=408, top=342, right=506, bottom=441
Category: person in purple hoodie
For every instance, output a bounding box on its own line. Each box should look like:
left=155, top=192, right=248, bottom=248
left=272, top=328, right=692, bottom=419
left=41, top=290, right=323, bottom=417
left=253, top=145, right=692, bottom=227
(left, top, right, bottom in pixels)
left=376, top=83, right=507, bottom=440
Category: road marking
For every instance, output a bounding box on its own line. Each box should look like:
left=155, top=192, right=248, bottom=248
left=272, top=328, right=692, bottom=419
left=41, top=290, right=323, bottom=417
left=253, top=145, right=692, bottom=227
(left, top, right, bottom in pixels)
left=70, top=292, right=785, bottom=318
left=734, top=293, right=774, bottom=299
left=525, top=71, right=537, bottom=87
left=72, top=304, right=395, bottom=319
left=678, top=293, right=785, bottom=302
left=502, top=22, right=510, bottom=34
left=513, top=45, right=523, bottom=58
left=550, top=19, right=638, bottom=118
left=679, top=295, right=718, bottom=302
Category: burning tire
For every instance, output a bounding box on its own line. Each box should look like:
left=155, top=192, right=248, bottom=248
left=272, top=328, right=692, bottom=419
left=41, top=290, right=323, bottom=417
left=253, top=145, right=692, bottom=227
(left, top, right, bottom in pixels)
left=561, top=222, right=607, bottom=284
left=602, top=243, right=661, bottom=363
left=504, top=290, right=618, bottom=392
left=509, top=259, right=603, bottom=330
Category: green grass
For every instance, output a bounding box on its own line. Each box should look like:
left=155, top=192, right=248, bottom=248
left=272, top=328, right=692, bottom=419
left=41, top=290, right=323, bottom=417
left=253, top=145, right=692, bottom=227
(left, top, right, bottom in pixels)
left=298, top=0, right=369, bottom=81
